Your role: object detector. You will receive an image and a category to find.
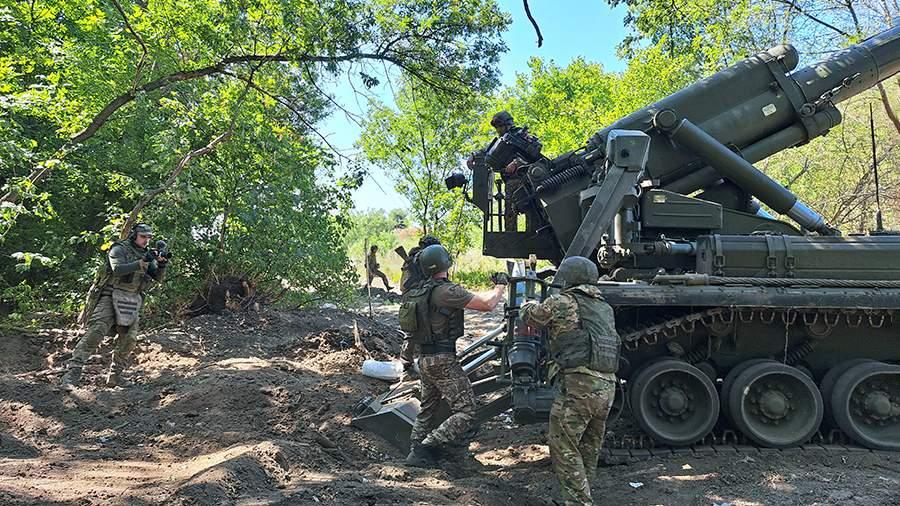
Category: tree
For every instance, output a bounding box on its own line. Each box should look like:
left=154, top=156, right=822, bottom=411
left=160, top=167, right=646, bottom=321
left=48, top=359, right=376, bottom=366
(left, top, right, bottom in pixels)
left=0, top=0, right=511, bottom=316
left=358, top=78, right=484, bottom=256
left=486, top=49, right=697, bottom=157
left=0, top=0, right=510, bottom=221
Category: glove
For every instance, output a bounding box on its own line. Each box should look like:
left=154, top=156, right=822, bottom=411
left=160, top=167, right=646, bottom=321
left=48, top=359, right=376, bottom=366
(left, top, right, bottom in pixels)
left=490, top=272, right=510, bottom=285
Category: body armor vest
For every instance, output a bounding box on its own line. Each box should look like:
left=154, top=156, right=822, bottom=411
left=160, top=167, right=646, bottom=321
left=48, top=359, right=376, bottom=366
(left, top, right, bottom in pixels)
left=549, top=286, right=620, bottom=373
left=429, top=281, right=465, bottom=346
left=108, top=241, right=147, bottom=293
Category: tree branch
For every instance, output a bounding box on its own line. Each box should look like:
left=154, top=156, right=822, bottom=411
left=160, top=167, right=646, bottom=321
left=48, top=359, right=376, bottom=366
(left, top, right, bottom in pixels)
left=878, top=82, right=900, bottom=134
left=109, top=0, right=149, bottom=93
left=0, top=49, right=419, bottom=206
left=772, top=0, right=852, bottom=37
left=119, top=130, right=232, bottom=239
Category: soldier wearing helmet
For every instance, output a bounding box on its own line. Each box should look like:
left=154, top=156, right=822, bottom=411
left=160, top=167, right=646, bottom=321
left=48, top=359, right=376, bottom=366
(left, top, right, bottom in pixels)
left=403, top=244, right=508, bottom=468
left=60, top=223, right=170, bottom=389
left=468, top=110, right=542, bottom=232
left=519, top=256, right=620, bottom=506
left=398, top=235, right=443, bottom=377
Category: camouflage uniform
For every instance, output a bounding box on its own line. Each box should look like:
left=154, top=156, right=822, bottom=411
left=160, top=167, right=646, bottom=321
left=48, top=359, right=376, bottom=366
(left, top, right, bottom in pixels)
left=409, top=352, right=477, bottom=446
left=520, top=284, right=619, bottom=506
left=504, top=175, right=522, bottom=232
left=62, top=238, right=166, bottom=387
left=366, top=250, right=393, bottom=290
left=408, top=282, right=476, bottom=449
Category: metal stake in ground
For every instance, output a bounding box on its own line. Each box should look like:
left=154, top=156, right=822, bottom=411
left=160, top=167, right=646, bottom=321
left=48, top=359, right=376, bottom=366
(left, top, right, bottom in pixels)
left=364, top=238, right=373, bottom=318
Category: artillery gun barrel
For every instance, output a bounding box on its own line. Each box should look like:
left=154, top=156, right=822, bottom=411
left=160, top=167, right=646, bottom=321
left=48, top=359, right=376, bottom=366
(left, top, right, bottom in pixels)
left=588, top=24, right=900, bottom=192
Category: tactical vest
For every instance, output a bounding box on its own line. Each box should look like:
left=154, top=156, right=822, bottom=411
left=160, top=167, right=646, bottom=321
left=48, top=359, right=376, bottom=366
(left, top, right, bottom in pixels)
left=429, top=282, right=465, bottom=346
left=549, top=286, right=620, bottom=373
left=107, top=240, right=148, bottom=293
left=397, top=279, right=463, bottom=352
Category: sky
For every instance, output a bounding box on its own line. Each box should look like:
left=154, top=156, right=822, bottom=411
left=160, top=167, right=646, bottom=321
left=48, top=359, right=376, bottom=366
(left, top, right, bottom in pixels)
left=315, top=0, right=629, bottom=212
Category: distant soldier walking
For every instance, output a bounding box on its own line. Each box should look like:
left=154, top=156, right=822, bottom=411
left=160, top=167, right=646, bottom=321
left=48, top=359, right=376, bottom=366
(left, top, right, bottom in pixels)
left=520, top=256, right=620, bottom=506
left=400, top=244, right=507, bottom=467
left=60, top=223, right=170, bottom=389
left=366, top=245, right=393, bottom=291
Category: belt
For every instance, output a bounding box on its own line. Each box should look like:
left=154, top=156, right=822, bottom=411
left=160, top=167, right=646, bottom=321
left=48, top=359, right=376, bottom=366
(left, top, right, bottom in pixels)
left=420, top=343, right=456, bottom=355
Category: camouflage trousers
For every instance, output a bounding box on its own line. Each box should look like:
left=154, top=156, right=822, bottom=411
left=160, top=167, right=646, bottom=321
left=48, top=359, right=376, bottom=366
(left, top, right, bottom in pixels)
left=549, top=372, right=616, bottom=506
left=367, top=268, right=392, bottom=289
left=399, top=339, right=419, bottom=367
left=409, top=352, right=476, bottom=449
left=504, top=177, right=521, bottom=232
left=69, top=294, right=139, bottom=373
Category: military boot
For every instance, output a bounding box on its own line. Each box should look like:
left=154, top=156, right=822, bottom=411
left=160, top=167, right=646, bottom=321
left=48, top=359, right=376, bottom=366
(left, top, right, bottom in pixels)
left=401, top=363, right=420, bottom=382
left=59, top=365, right=82, bottom=390
left=105, top=367, right=128, bottom=388
left=405, top=442, right=440, bottom=468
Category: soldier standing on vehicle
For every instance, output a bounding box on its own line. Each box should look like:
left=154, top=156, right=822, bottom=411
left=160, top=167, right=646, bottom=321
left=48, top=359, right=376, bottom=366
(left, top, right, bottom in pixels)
left=60, top=223, right=170, bottom=389
left=519, top=256, right=620, bottom=506
left=366, top=244, right=394, bottom=291
left=400, top=244, right=507, bottom=467
left=468, top=111, right=542, bottom=232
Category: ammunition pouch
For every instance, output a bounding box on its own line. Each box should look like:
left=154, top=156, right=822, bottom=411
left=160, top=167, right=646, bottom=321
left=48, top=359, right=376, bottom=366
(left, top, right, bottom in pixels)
left=399, top=281, right=442, bottom=346
left=111, top=289, right=142, bottom=327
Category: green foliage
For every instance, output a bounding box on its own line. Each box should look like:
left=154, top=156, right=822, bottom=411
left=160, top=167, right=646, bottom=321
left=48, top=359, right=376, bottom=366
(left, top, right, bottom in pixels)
left=485, top=48, right=697, bottom=157
left=358, top=77, right=485, bottom=257
left=0, top=0, right=510, bottom=319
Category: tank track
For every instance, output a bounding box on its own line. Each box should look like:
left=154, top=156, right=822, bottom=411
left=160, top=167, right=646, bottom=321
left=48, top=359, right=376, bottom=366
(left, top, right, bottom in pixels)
left=620, top=306, right=896, bottom=354
left=602, top=306, right=899, bottom=462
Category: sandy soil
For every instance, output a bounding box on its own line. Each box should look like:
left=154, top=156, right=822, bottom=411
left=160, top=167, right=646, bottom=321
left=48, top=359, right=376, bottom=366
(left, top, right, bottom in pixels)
left=1, top=298, right=899, bottom=505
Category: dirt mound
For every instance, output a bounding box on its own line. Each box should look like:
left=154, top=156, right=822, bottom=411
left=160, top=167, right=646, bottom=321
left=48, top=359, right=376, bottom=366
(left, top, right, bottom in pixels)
left=1, top=304, right=899, bottom=505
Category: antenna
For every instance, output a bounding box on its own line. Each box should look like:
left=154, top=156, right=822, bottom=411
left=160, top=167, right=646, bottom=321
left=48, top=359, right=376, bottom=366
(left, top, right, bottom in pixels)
left=870, top=102, right=884, bottom=233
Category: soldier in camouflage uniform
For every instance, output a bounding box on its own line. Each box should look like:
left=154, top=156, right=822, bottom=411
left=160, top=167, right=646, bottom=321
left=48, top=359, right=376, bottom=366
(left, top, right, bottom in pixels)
left=404, top=244, right=507, bottom=467
left=468, top=111, right=542, bottom=232
left=519, top=256, right=620, bottom=506
left=398, top=235, right=441, bottom=375
left=366, top=245, right=393, bottom=291
left=59, top=224, right=169, bottom=389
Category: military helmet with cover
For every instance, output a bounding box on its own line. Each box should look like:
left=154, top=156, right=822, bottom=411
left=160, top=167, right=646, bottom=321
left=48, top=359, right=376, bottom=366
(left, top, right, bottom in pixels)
left=554, top=256, right=598, bottom=288
left=418, top=235, right=441, bottom=248
left=490, top=110, right=515, bottom=129
left=418, top=244, right=452, bottom=277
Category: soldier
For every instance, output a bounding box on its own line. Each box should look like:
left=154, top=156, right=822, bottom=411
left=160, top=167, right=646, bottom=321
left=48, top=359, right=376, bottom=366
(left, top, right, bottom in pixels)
left=519, top=256, right=620, bottom=506
left=469, top=111, right=542, bottom=232
left=402, top=244, right=507, bottom=467
left=366, top=245, right=393, bottom=291
left=60, top=223, right=170, bottom=389
left=398, top=235, right=442, bottom=378
left=490, top=111, right=522, bottom=231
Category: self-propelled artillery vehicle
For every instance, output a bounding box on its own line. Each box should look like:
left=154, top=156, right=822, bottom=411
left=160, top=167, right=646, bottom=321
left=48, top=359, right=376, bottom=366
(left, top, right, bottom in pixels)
left=353, top=25, right=900, bottom=453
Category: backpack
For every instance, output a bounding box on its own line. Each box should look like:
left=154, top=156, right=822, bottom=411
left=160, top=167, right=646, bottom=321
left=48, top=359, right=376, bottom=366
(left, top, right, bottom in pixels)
left=398, top=280, right=440, bottom=345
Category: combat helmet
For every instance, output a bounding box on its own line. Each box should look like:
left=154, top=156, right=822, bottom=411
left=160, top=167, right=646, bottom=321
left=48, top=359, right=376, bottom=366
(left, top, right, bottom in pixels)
left=418, top=235, right=441, bottom=248
left=554, top=256, right=598, bottom=289
left=418, top=244, right=452, bottom=277
left=490, top=110, right=515, bottom=130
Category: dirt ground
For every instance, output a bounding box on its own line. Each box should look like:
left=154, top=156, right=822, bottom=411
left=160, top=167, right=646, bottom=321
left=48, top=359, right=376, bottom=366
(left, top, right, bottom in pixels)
left=2, top=296, right=899, bottom=506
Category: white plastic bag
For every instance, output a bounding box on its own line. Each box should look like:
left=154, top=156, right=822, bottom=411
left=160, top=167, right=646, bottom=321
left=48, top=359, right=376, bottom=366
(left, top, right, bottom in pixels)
left=361, top=359, right=404, bottom=381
